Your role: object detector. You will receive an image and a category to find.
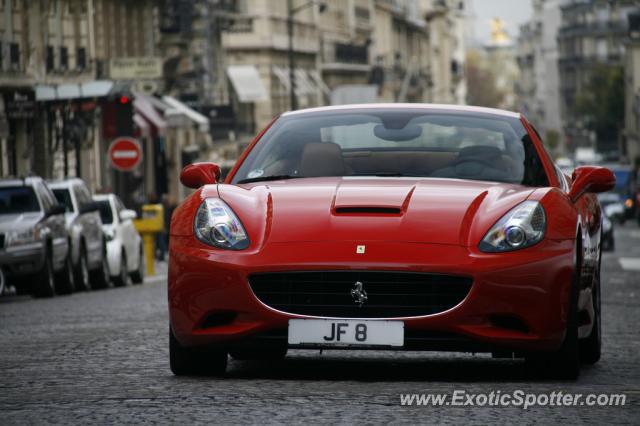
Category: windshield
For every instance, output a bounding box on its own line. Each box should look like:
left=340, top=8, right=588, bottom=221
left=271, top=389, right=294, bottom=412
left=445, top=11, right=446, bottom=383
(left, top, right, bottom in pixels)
left=0, top=186, right=41, bottom=214
left=232, top=110, right=549, bottom=186
left=52, top=189, right=74, bottom=213
left=96, top=200, right=113, bottom=224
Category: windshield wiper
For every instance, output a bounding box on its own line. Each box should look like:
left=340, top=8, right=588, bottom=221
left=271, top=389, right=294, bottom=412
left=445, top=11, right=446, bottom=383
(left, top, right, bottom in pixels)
left=237, top=175, right=299, bottom=184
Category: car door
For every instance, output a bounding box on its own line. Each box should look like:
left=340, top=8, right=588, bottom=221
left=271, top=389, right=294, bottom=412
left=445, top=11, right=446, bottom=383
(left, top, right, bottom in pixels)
left=74, top=184, right=103, bottom=268
left=36, top=182, right=68, bottom=270
left=115, top=196, right=138, bottom=270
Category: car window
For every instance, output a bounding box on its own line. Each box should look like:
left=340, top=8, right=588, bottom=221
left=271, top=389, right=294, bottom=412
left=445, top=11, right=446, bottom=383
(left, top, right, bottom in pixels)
left=0, top=186, right=41, bottom=213
left=73, top=184, right=92, bottom=209
left=232, top=110, right=549, bottom=187
left=96, top=200, right=114, bottom=224
left=35, top=182, right=53, bottom=211
left=114, top=197, right=125, bottom=215
left=53, top=189, right=74, bottom=213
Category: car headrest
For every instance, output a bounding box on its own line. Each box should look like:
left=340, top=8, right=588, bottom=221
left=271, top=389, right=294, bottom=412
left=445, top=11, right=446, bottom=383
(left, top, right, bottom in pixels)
left=299, top=142, right=346, bottom=177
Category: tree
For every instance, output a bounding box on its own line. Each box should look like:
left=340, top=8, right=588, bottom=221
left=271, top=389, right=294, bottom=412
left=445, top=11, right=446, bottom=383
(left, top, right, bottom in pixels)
left=465, top=49, right=505, bottom=108
left=574, top=65, right=625, bottom=153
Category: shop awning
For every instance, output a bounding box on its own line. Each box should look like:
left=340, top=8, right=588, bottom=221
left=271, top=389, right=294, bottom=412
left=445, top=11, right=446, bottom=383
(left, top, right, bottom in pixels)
left=227, top=65, right=268, bottom=103
left=133, top=113, right=151, bottom=138
left=35, top=80, right=116, bottom=101
left=162, top=96, right=209, bottom=133
left=133, top=94, right=167, bottom=136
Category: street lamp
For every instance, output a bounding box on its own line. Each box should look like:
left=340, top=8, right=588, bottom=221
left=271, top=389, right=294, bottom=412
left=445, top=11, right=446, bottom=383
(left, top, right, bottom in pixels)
left=287, top=0, right=327, bottom=111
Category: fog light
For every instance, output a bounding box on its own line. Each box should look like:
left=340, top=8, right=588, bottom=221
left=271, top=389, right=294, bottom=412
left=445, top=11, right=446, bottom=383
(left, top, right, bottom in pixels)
left=505, top=226, right=526, bottom=247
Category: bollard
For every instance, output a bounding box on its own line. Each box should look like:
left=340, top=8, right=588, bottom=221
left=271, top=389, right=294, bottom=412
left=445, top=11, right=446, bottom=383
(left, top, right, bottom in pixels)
left=133, top=203, right=165, bottom=277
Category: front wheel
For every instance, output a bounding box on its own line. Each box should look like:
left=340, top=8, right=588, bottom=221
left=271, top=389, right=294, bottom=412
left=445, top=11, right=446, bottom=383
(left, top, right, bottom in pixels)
left=581, top=263, right=602, bottom=364
left=526, top=242, right=581, bottom=379
left=55, top=254, right=75, bottom=295
left=169, top=329, right=227, bottom=376
left=33, top=252, right=55, bottom=298
left=113, top=252, right=129, bottom=287
left=90, top=250, right=111, bottom=289
left=130, top=246, right=144, bottom=284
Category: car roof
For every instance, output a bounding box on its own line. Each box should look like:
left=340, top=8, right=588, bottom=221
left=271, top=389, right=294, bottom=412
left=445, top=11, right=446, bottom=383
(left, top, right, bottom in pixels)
left=281, top=103, right=522, bottom=119
left=47, top=178, right=86, bottom=189
left=93, top=194, right=114, bottom=201
left=0, top=176, right=44, bottom=187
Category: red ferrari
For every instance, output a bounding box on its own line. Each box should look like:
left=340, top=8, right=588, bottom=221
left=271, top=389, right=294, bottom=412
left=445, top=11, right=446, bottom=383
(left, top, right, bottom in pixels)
left=168, top=104, right=615, bottom=379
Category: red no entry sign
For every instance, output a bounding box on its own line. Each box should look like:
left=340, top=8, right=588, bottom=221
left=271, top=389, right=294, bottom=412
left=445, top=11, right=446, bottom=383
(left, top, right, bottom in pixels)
left=108, top=137, right=142, bottom=171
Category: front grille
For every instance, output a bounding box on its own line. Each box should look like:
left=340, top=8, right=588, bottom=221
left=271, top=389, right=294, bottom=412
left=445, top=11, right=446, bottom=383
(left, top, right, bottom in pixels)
left=249, top=271, right=472, bottom=318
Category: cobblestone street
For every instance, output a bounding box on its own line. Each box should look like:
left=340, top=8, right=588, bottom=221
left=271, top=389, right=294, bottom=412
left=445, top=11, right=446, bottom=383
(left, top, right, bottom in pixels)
left=1, top=224, right=639, bottom=424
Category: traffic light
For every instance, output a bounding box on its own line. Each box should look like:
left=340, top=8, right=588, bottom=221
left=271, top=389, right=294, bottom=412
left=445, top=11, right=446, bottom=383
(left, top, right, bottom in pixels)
left=115, top=94, right=134, bottom=136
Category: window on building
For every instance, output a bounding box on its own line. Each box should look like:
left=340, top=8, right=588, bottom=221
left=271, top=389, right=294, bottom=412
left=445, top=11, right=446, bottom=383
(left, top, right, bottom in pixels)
left=60, top=46, right=68, bottom=69
left=46, top=46, right=54, bottom=71
left=9, top=43, right=19, bottom=67
left=76, top=47, right=86, bottom=70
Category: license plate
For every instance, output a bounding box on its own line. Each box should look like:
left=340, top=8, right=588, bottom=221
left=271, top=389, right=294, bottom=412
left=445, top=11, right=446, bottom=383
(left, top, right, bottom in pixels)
left=288, top=319, right=404, bottom=347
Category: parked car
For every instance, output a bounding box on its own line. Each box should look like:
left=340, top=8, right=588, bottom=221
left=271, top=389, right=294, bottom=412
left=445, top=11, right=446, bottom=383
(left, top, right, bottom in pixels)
left=169, top=104, right=615, bottom=379
left=49, top=179, right=110, bottom=290
left=93, top=194, right=144, bottom=286
left=601, top=215, right=614, bottom=252
left=0, top=176, right=73, bottom=297
left=604, top=164, right=637, bottom=221
left=598, top=192, right=626, bottom=224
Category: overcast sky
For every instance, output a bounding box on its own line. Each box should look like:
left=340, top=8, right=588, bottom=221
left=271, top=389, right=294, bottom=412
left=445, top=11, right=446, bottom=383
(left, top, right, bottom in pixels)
left=467, top=0, right=534, bottom=46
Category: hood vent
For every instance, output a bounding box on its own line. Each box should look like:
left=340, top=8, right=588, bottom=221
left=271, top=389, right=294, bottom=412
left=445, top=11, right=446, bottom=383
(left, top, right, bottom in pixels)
left=334, top=206, right=402, bottom=215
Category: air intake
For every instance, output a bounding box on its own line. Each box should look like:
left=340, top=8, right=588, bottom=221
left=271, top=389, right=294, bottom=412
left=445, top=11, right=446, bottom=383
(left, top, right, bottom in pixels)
left=334, top=206, right=402, bottom=215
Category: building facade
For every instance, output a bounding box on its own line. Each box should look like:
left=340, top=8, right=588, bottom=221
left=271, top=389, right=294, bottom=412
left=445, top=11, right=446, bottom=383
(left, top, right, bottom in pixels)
left=516, top=0, right=563, bottom=155
left=624, top=11, right=640, bottom=168
left=557, top=0, right=637, bottom=155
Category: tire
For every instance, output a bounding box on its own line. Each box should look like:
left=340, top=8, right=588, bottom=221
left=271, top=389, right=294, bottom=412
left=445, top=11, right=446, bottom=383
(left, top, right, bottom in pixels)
left=581, top=259, right=602, bottom=364
left=55, top=254, right=76, bottom=295
left=229, top=346, right=287, bottom=361
left=90, top=249, right=111, bottom=289
left=526, top=240, right=581, bottom=380
left=113, top=252, right=128, bottom=287
left=74, top=247, right=91, bottom=291
left=33, top=251, right=55, bottom=298
left=0, top=268, right=6, bottom=296
left=170, top=328, right=227, bottom=376
left=130, top=246, right=144, bottom=285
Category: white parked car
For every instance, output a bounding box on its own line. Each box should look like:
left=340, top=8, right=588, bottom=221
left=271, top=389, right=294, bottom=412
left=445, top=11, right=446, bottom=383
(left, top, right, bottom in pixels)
left=93, top=194, right=144, bottom=286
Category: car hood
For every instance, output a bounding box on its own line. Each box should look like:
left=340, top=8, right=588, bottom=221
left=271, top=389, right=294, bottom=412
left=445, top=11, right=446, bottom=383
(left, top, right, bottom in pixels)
left=0, top=212, right=43, bottom=230
left=217, top=177, right=535, bottom=247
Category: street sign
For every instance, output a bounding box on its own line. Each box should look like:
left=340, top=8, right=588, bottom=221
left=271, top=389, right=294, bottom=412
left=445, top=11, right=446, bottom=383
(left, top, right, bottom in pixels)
left=108, top=137, right=142, bottom=171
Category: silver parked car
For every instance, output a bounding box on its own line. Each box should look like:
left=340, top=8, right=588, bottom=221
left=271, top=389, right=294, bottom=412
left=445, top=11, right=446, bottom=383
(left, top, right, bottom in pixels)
left=49, top=179, right=110, bottom=290
left=0, top=177, right=73, bottom=297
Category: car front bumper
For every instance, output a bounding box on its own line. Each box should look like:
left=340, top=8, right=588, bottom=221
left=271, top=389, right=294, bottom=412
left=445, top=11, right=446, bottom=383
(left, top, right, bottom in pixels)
left=169, top=236, right=575, bottom=354
left=0, top=242, right=45, bottom=277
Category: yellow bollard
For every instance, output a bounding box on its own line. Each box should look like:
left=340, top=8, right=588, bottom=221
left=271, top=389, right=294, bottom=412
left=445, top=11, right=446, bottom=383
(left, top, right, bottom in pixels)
left=133, top=203, right=165, bottom=278
left=142, top=233, right=155, bottom=276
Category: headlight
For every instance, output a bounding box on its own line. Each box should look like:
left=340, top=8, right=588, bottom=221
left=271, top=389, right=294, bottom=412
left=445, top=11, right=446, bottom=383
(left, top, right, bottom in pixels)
left=6, top=226, right=39, bottom=247
left=602, top=216, right=612, bottom=233
left=194, top=198, right=250, bottom=250
left=479, top=201, right=546, bottom=252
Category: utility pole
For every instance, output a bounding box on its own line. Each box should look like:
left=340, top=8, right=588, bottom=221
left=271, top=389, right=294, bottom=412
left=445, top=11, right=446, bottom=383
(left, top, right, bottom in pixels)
left=287, top=0, right=297, bottom=111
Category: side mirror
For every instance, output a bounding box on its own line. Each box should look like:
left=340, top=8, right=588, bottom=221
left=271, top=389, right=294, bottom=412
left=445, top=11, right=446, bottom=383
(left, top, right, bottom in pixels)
left=48, top=203, right=66, bottom=216
left=180, top=162, right=221, bottom=189
left=119, top=209, right=137, bottom=221
left=79, top=201, right=99, bottom=214
left=569, top=166, right=616, bottom=202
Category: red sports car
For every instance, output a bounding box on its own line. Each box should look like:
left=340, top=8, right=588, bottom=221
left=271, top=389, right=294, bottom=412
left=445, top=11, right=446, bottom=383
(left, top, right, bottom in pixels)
left=168, top=104, right=615, bottom=379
